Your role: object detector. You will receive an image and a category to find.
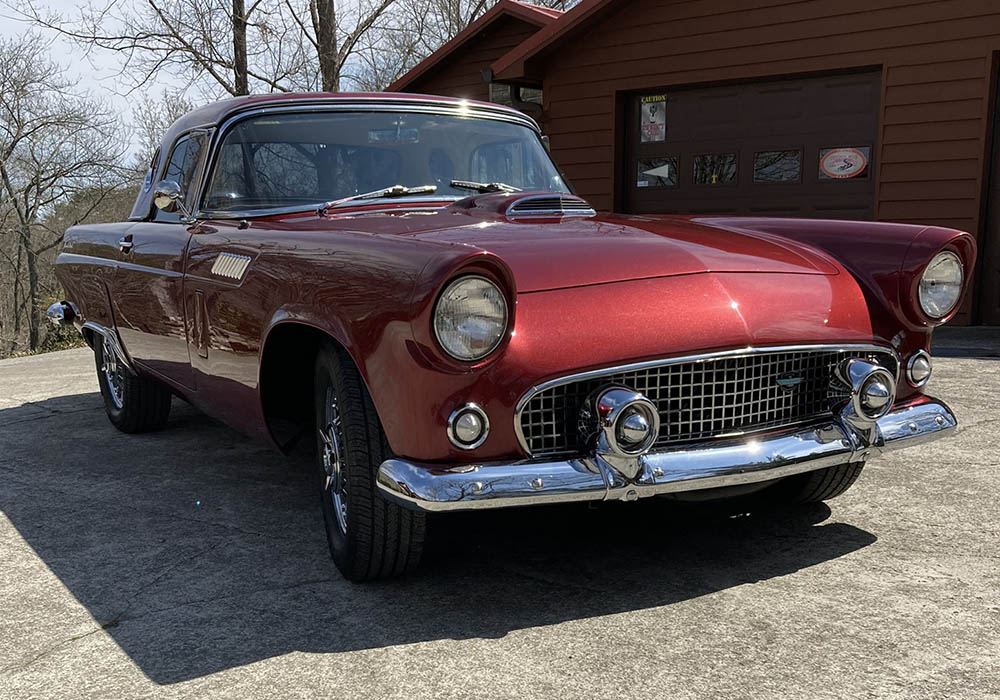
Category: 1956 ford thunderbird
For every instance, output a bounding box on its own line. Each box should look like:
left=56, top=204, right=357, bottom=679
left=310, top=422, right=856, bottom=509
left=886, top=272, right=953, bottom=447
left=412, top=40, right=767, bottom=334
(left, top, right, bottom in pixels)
left=50, top=93, right=976, bottom=581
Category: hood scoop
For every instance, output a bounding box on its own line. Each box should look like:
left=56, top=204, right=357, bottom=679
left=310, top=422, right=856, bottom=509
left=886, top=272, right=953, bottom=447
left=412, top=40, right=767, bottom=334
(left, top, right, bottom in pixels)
left=506, top=194, right=596, bottom=218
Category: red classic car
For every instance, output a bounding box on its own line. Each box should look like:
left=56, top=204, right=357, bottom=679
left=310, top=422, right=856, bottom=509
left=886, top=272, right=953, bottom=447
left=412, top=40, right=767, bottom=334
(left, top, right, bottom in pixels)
left=50, top=93, right=975, bottom=581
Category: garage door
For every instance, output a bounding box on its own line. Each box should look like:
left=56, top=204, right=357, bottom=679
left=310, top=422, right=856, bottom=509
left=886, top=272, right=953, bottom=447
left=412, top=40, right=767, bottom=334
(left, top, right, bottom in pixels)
left=625, top=71, right=880, bottom=219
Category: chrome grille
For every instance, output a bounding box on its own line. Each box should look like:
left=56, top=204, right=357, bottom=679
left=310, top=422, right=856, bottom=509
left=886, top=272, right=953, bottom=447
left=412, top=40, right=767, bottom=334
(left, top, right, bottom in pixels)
left=517, top=347, right=897, bottom=458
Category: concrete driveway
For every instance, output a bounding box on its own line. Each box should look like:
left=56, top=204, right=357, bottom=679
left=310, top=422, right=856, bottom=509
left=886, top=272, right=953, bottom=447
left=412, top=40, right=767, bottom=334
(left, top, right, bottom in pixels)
left=0, top=337, right=997, bottom=699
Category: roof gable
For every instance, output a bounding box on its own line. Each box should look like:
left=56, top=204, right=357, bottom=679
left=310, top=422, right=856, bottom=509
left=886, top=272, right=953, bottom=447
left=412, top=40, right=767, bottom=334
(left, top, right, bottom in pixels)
left=492, top=0, right=616, bottom=80
left=387, top=0, right=561, bottom=92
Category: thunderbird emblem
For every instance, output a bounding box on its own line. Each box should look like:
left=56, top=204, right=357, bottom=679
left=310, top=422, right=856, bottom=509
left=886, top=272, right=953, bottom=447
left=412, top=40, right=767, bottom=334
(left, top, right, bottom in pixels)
left=776, top=373, right=805, bottom=392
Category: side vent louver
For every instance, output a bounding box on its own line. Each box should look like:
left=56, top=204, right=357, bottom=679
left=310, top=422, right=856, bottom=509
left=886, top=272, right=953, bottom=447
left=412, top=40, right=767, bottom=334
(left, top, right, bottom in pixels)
left=506, top=195, right=596, bottom=218
left=211, top=253, right=252, bottom=281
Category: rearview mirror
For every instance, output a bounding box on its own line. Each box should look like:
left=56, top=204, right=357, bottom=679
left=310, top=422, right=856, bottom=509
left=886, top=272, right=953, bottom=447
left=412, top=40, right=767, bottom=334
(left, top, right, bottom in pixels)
left=153, top=180, right=195, bottom=223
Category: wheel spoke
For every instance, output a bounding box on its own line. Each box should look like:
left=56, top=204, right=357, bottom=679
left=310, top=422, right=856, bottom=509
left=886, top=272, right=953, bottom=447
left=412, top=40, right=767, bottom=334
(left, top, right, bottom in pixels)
left=318, top=426, right=334, bottom=448
left=320, top=389, right=349, bottom=535
left=101, top=337, right=124, bottom=409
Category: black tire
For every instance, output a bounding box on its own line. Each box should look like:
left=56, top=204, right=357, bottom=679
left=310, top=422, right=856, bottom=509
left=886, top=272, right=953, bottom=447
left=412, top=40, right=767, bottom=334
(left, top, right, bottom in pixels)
left=94, top=334, right=171, bottom=433
left=314, top=342, right=425, bottom=582
left=775, top=462, right=865, bottom=504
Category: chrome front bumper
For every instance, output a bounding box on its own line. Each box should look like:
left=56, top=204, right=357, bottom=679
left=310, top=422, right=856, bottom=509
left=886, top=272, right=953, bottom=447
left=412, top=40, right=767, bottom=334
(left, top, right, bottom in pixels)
left=377, top=398, right=956, bottom=512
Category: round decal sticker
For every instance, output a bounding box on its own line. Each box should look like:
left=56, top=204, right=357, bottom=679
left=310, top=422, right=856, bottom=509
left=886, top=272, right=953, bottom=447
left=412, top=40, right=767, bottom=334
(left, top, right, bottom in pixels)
left=820, top=148, right=868, bottom=179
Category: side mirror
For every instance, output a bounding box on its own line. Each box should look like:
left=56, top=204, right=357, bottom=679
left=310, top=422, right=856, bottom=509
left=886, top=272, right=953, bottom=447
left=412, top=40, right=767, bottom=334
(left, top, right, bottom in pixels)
left=153, top=180, right=195, bottom=222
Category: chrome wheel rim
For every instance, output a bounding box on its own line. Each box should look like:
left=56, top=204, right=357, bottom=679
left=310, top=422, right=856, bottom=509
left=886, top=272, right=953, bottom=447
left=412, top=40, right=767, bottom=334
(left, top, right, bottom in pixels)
left=101, top=336, right=124, bottom=409
left=320, top=385, right=348, bottom=534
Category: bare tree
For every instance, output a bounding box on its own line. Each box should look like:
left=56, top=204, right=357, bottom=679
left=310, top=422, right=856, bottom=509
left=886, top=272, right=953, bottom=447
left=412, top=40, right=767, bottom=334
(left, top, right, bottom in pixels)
left=11, top=0, right=314, bottom=96
left=131, top=88, right=195, bottom=167
left=10, top=0, right=409, bottom=96
left=10, top=0, right=580, bottom=99
left=0, top=35, right=127, bottom=354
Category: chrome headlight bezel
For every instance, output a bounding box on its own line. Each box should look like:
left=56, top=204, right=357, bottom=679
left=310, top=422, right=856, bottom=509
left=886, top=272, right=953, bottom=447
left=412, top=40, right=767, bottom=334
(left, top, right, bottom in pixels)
left=433, top=275, right=509, bottom=362
left=918, top=250, right=964, bottom=319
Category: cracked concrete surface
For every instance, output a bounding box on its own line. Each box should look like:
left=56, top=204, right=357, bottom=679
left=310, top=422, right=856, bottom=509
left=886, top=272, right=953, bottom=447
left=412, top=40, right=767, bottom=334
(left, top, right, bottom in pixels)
left=0, top=338, right=997, bottom=699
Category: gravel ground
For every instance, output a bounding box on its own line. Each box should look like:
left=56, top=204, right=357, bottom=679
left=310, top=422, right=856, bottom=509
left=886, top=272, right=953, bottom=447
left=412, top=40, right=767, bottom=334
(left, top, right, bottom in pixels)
left=0, top=336, right=997, bottom=699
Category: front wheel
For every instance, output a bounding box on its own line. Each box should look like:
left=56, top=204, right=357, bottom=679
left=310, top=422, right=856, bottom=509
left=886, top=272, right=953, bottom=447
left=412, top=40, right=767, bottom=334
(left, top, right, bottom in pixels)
left=94, top=333, right=171, bottom=433
left=314, top=342, right=425, bottom=581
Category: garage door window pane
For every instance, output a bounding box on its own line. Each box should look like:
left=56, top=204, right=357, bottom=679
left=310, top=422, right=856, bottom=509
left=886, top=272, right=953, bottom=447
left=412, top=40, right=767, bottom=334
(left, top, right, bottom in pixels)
left=637, top=157, right=677, bottom=188
left=693, top=153, right=737, bottom=185
left=753, top=150, right=801, bottom=183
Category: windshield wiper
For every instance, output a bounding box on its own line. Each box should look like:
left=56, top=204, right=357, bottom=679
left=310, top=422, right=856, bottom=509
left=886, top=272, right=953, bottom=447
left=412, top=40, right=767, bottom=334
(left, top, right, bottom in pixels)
left=450, top=180, right=522, bottom=194
left=318, top=184, right=438, bottom=213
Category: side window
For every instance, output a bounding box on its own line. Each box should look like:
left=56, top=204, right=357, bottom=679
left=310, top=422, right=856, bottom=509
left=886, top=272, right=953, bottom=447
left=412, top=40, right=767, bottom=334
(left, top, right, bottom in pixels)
left=142, top=148, right=158, bottom=193
left=128, top=147, right=160, bottom=220
left=155, top=133, right=206, bottom=222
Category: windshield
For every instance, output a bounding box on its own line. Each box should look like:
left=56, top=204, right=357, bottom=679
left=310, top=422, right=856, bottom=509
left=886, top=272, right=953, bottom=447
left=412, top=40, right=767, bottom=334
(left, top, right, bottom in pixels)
left=202, top=110, right=570, bottom=213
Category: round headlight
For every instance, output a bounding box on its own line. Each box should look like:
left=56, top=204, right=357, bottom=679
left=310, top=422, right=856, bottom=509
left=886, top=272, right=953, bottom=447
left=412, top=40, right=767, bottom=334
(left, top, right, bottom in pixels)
left=433, top=276, right=508, bottom=361
left=919, top=251, right=963, bottom=319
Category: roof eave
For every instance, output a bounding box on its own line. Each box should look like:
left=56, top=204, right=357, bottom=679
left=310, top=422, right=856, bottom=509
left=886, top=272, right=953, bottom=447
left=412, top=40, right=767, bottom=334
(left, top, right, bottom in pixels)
left=387, top=0, right=561, bottom=93
left=491, top=0, right=616, bottom=81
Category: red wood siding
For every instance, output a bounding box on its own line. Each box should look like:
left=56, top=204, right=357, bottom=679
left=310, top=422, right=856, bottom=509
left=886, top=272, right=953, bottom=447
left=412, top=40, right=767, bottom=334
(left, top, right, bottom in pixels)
left=535, top=0, right=1000, bottom=323
left=405, top=16, right=542, bottom=101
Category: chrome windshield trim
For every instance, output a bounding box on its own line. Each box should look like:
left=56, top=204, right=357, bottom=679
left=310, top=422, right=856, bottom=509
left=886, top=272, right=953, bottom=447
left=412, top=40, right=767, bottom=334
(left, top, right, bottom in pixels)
left=220, top=97, right=541, bottom=133
left=194, top=101, right=541, bottom=220
left=512, top=343, right=900, bottom=457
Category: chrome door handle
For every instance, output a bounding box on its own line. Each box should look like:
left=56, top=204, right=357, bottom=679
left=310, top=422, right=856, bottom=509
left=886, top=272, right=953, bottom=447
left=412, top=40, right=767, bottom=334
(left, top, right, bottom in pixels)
left=119, top=237, right=133, bottom=254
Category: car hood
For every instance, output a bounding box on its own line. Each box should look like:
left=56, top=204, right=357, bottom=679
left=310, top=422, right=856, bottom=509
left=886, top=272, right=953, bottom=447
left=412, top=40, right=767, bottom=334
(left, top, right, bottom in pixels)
left=314, top=194, right=843, bottom=292
left=298, top=195, right=841, bottom=293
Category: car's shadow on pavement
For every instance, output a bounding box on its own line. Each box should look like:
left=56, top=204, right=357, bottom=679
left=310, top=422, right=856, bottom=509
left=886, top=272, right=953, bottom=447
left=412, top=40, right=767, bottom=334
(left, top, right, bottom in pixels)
left=0, top=392, right=877, bottom=685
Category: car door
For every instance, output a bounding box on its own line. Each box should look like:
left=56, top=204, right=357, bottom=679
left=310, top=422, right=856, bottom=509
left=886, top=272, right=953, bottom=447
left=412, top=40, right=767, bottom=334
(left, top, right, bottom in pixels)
left=110, top=130, right=209, bottom=391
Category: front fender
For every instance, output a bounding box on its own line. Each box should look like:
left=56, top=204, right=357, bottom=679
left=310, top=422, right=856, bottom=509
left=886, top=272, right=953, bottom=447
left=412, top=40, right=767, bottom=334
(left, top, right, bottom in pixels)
left=693, top=217, right=977, bottom=362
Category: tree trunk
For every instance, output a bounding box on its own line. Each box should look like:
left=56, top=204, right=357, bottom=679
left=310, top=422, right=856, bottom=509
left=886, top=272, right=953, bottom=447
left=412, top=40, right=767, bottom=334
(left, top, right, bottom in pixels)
left=12, top=243, right=23, bottom=337
left=24, top=227, right=40, bottom=350
left=7, top=243, right=23, bottom=355
left=312, top=0, right=340, bottom=92
left=232, top=0, right=250, bottom=95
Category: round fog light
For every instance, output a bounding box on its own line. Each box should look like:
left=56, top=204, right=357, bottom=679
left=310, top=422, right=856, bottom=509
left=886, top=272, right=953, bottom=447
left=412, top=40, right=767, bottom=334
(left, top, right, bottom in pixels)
left=612, top=402, right=658, bottom=455
left=860, top=377, right=891, bottom=417
left=617, top=408, right=652, bottom=450
left=448, top=404, right=489, bottom=450
left=907, top=351, right=932, bottom=387
left=840, top=358, right=897, bottom=425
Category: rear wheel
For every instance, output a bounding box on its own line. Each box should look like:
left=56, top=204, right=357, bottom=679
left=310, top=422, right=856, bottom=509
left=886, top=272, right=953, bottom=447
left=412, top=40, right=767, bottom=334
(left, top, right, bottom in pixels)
left=94, top=334, right=171, bottom=433
left=314, top=342, right=425, bottom=581
left=773, top=462, right=866, bottom=504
